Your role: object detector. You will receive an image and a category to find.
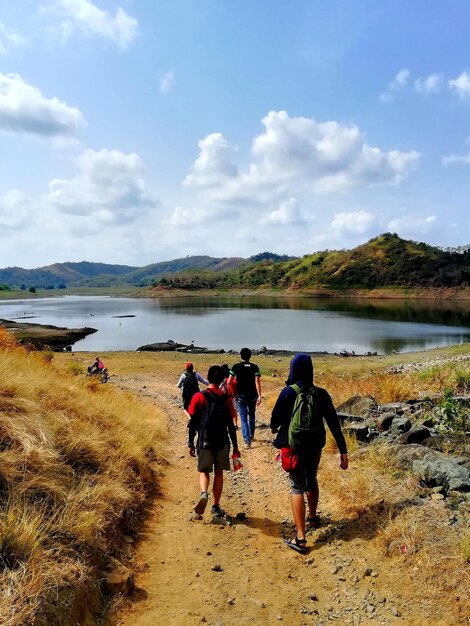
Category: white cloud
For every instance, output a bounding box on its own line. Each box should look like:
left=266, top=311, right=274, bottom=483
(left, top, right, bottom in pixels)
left=380, top=69, right=410, bottom=102
left=0, top=22, right=25, bottom=55
left=0, top=190, right=33, bottom=233
left=388, top=215, right=437, bottom=237
left=259, top=197, right=306, bottom=225
left=44, top=148, right=158, bottom=224
left=449, top=71, right=470, bottom=98
left=392, top=69, right=410, bottom=90
left=185, top=111, right=420, bottom=203
left=0, top=73, right=85, bottom=136
left=442, top=152, right=470, bottom=166
left=42, top=0, right=138, bottom=50
left=331, top=210, right=376, bottom=235
left=184, top=133, right=238, bottom=188
left=160, top=69, right=175, bottom=94
left=165, top=206, right=204, bottom=227
left=414, top=73, right=443, bottom=94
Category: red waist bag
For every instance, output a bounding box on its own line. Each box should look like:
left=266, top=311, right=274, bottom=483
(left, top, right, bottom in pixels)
left=280, top=447, right=300, bottom=472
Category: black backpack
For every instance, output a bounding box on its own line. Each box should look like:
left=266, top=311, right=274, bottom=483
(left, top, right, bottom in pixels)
left=182, top=372, right=199, bottom=404
left=198, top=390, right=229, bottom=451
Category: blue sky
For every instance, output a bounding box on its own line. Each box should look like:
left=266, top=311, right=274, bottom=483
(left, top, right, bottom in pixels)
left=0, top=0, right=469, bottom=268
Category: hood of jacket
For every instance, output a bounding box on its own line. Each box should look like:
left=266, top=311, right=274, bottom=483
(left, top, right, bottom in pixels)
left=286, top=353, right=313, bottom=386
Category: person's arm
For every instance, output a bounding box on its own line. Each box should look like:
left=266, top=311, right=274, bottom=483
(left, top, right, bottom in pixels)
left=226, top=406, right=239, bottom=452
left=227, top=372, right=236, bottom=397
left=270, top=386, right=295, bottom=431
left=255, top=374, right=262, bottom=406
left=321, top=389, right=348, bottom=456
left=176, top=373, right=185, bottom=388
left=196, top=372, right=208, bottom=386
left=227, top=398, right=240, bottom=456
left=187, top=393, right=203, bottom=453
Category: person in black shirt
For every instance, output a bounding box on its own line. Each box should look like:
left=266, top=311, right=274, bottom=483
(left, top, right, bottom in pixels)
left=228, top=348, right=261, bottom=448
left=271, top=353, right=348, bottom=554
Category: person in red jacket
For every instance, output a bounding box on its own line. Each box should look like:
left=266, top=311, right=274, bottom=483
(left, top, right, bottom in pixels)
left=188, top=365, right=240, bottom=518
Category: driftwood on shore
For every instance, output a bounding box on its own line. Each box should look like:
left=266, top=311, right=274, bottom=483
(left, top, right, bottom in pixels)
left=0, top=319, right=97, bottom=350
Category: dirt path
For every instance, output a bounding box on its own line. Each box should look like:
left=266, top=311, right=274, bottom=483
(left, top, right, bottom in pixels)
left=107, top=371, right=456, bottom=626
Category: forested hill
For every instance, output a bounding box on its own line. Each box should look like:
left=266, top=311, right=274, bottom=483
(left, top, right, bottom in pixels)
left=152, top=234, right=470, bottom=290
left=0, top=256, right=247, bottom=289
left=1, top=235, right=468, bottom=291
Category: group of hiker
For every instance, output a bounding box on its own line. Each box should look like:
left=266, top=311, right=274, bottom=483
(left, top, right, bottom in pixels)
left=178, top=348, right=348, bottom=555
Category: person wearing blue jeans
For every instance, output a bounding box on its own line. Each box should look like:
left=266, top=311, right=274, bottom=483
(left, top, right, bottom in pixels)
left=228, top=348, right=262, bottom=448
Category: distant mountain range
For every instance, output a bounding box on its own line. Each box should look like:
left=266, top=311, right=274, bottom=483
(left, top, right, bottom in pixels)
left=0, top=253, right=291, bottom=289
left=0, top=236, right=468, bottom=291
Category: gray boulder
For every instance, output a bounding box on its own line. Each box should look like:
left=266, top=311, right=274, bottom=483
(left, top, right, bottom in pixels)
left=413, top=453, right=470, bottom=492
left=376, top=412, right=396, bottom=432
left=389, top=417, right=412, bottom=435
left=389, top=444, right=433, bottom=470
left=335, top=395, right=377, bottom=417
left=343, top=422, right=371, bottom=442
left=377, top=402, right=407, bottom=415
left=393, top=426, right=431, bottom=445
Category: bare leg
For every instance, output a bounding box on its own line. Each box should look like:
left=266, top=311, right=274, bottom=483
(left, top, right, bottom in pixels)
left=307, top=488, right=319, bottom=518
left=291, top=493, right=306, bottom=541
left=212, top=468, right=224, bottom=505
left=199, top=472, right=210, bottom=494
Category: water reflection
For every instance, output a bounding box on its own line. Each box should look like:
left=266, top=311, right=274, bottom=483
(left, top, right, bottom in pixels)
left=0, top=295, right=468, bottom=354
left=154, top=295, right=470, bottom=327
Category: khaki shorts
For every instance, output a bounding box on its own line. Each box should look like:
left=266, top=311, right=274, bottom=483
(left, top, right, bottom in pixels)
left=197, top=445, right=230, bottom=472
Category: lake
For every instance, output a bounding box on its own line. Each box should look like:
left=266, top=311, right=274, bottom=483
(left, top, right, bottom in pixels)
left=0, top=294, right=469, bottom=354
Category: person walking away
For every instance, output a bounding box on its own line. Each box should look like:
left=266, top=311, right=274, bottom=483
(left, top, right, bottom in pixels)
left=177, top=362, right=208, bottom=418
left=270, top=353, right=348, bottom=554
left=220, top=363, right=238, bottom=429
left=228, top=348, right=261, bottom=448
left=188, top=365, right=240, bottom=518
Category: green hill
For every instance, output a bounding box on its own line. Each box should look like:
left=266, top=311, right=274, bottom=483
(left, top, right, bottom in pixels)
left=0, top=262, right=137, bottom=289
left=153, top=234, right=470, bottom=290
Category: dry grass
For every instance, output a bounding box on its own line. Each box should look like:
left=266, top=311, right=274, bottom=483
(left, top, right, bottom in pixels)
left=0, top=328, right=164, bottom=625
left=319, top=440, right=470, bottom=624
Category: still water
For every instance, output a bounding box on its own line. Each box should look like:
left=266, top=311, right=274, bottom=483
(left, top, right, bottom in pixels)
left=0, top=295, right=469, bottom=354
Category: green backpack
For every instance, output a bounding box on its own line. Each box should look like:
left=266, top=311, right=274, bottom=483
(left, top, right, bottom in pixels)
left=288, top=384, right=323, bottom=450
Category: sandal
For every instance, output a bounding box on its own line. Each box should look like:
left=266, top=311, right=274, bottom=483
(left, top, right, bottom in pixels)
left=285, top=537, right=307, bottom=554
left=307, top=515, right=321, bottom=528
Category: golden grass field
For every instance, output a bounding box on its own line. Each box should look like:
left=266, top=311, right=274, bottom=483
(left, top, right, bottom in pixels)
left=1, top=330, right=469, bottom=625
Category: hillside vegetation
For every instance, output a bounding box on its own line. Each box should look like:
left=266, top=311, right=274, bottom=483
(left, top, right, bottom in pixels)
left=0, top=330, right=163, bottom=625
left=2, top=235, right=468, bottom=292
left=153, top=234, right=470, bottom=291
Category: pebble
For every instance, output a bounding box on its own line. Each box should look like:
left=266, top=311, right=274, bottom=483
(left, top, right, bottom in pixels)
left=331, top=566, right=340, bottom=575
left=390, top=607, right=400, bottom=617
left=363, top=567, right=373, bottom=577
left=309, top=593, right=318, bottom=601
left=431, top=493, right=445, bottom=501
left=211, top=563, right=223, bottom=572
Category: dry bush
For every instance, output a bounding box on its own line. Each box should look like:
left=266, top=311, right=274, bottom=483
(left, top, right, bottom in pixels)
left=0, top=342, right=164, bottom=625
